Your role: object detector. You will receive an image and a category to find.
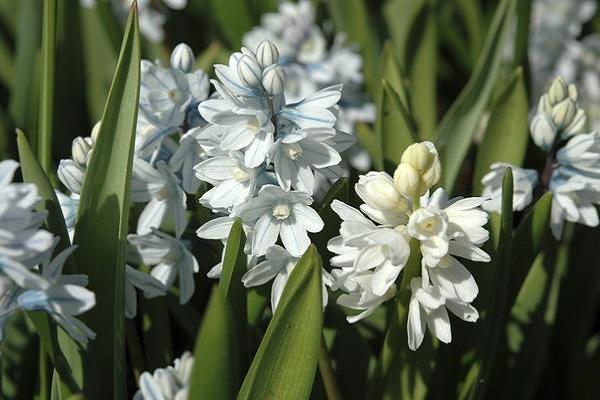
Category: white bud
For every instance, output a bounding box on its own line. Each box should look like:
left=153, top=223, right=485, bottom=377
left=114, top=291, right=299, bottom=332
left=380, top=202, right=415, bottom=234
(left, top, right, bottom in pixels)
left=170, top=43, right=194, bottom=73
left=537, top=94, right=552, bottom=115
left=262, top=64, right=285, bottom=95
left=568, top=83, right=578, bottom=102
left=356, top=172, right=408, bottom=213
left=401, top=142, right=436, bottom=172
left=530, top=113, right=557, bottom=150
left=563, top=108, right=587, bottom=138
left=397, top=141, right=441, bottom=195
left=255, top=39, right=279, bottom=68
left=548, top=77, right=569, bottom=105
left=393, top=163, right=422, bottom=198
left=72, top=137, right=92, bottom=166
left=237, top=54, right=263, bottom=89
left=91, top=121, right=101, bottom=143
left=551, top=98, right=577, bottom=130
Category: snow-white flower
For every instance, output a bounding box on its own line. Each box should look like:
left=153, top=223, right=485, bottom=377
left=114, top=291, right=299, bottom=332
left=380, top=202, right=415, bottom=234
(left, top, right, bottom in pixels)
left=125, top=264, right=167, bottom=319
left=134, top=351, right=194, bottom=400
left=408, top=207, right=449, bottom=267
left=238, top=185, right=323, bottom=257
left=481, top=162, right=539, bottom=212
left=242, top=245, right=332, bottom=310
left=128, top=229, right=199, bottom=304
left=355, top=171, right=410, bottom=226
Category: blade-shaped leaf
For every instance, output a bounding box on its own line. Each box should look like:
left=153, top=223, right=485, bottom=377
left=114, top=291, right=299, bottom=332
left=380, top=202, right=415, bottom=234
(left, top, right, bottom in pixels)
left=459, top=168, right=513, bottom=400
left=238, top=245, right=323, bottom=400
left=206, top=0, right=253, bottom=47
left=355, top=122, right=382, bottom=170
left=71, top=6, right=140, bottom=399
left=473, top=68, right=529, bottom=194
left=219, top=218, right=248, bottom=374
left=437, top=0, right=516, bottom=193
left=38, top=0, right=57, bottom=172
left=188, top=287, right=239, bottom=400
left=379, top=41, right=409, bottom=107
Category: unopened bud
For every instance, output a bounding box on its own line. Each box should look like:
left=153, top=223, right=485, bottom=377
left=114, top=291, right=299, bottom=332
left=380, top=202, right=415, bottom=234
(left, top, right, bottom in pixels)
left=72, top=137, right=92, bottom=166
left=262, top=64, right=285, bottom=95
left=255, top=39, right=279, bottom=68
left=237, top=54, right=263, bottom=89
left=551, top=98, right=577, bottom=130
left=563, top=108, right=587, bottom=138
left=397, top=141, right=441, bottom=194
left=393, top=163, right=422, bottom=198
left=537, top=94, right=552, bottom=115
left=568, top=83, right=578, bottom=102
left=91, top=121, right=101, bottom=143
left=530, top=113, right=557, bottom=150
left=170, top=43, right=194, bottom=73
left=401, top=142, right=436, bottom=172
left=548, top=77, right=569, bottom=105
left=356, top=172, right=408, bottom=213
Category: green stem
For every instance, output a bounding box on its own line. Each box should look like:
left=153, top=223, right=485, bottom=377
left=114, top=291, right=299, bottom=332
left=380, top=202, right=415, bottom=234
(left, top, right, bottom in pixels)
left=126, top=319, right=146, bottom=382
left=38, top=0, right=57, bottom=173
left=318, top=334, right=342, bottom=400
left=39, top=342, right=49, bottom=400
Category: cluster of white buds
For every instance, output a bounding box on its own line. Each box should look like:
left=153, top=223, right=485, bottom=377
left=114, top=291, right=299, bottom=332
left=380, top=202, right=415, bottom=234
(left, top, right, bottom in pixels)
left=393, top=142, right=441, bottom=198
left=237, top=40, right=286, bottom=96
left=530, top=77, right=587, bottom=149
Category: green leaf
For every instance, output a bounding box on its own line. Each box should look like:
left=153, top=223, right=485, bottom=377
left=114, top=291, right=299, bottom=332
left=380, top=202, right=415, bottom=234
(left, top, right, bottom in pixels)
left=206, top=0, right=253, bottom=47
left=437, top=0, right=516, bottom=193
left=379, top=41, right=410, bottom=108
left=219, top=218, right=248, bottom=374
left=188, top=287, right=239, bottom=400
left=378, top=81, right=417, bottom=173
left=238, top=245, right=323, bottom=400
left=473, top=68, right=529, bottom=194
left=71, top=6, right=140, bottom=399
left=383, top=0, right=425, bottom=69
left=459, top=168, right=513, bottom=400
left=327, top=0, right=379, bottom=96
left=513, top=0, right=532, bottom=88
left=37, top=0, right=57, bottom=173
left=0, top=31, right=15, bottom=90
left=355, top=122, right=382, bottom=170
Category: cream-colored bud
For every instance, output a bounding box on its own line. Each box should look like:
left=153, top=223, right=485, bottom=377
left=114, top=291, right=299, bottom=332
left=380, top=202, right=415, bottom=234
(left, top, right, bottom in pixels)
left=262, top=64, right=285, bottom=95
left=255, top=39, right=279, bottom=68
left=421, top=158, right=441, bottom=189
left=170, top=43, right=195, bottom=73
left=563, top=109, right=587, bottom=137
left=357, top=173, right=406, bottom=211
left=551, top=98, right=577, bottom=130
left=568, top=83, right=578, bottom=102
left=537, top=94, right=552, bottom=115
left=237, top=54, right=263, bottom=89
left=548, top=77, right=569, bottom=105
left=91, top=121, right=101, bottom=143
left=393, top=163, right=421, bottom=198
left=530, top=113, right=557, bottom=150
left=401, top=142, right=435, bottom=172
left=72, top=136, right=92, bottom=166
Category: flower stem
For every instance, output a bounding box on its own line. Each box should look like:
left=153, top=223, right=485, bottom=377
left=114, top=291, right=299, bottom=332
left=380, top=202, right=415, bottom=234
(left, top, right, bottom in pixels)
left=318, top=334, right=342, bottom=400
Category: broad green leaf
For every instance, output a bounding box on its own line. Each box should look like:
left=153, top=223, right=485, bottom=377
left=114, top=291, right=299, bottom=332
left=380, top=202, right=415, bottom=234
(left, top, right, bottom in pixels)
left=80, top=4, right=118, bottom=121
left=206, top=0, right=253, bottom=47
left=355, top=122, right=382, bottom=170
left=380, top=41, right=409, bottom=108
left=378, top=81, right=417, bottom=173
left=513, top=0, right=532, bottom=88
left=38, top=0, right=57, bottom=173
left=0, top=32, right=14, bottom=90
left=238, top=245, right=323, bottom=400
left=188, top=287, right=239, bottom=400
left=9, top=0, right=41, bottom=136
left=456, top=0, right=485, bottom=66
left=313, top=177, right=349, bottom=252
left=473, top=68, right=529, bottom=194
left=327, top=0, right=379, bottom=96
left=437, top=0, right=516, bottom=193
left=71, top=6, right=140, bottom=399
left=219, top=218, right=248, bottom=373
left=459, top=168, right=513, bottom=400
left=383, top=0, right=425, bottom=69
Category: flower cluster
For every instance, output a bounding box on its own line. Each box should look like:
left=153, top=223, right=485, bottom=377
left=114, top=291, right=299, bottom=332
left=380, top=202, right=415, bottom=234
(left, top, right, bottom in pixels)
left=482, top=77, right=600, bottom=239
left=0, top=160, right=95, bottom=345
left=328, top=142, right=490, bottom=350
left=134, top=351, right=193, bottom=400
left=242, top=0, right=374, bottom=171
left=82, top=0, right=187, bottom=43
left=195, top=39, right=349, bottom=310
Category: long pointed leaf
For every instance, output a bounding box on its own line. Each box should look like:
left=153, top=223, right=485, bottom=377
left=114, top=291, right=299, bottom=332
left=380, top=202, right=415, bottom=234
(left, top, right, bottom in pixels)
left=71, top=6, right=140, bottom=399
left=38, top=0, right=57, bottom=173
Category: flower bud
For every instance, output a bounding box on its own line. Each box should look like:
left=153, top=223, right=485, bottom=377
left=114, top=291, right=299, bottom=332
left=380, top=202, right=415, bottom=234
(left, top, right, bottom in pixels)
left=568, top=83, right=578, bottom=102
left=563, top=108, right=587, bottom=138
left=237, top=54, right=263, bottom=89
left=421, top=159, right=441, bottom=190
left=401, top=142, right=436, bottom=172
left=397, top=141, right=441, bottom=194
left=393, top=163, right=422, bottom=198
left=530, top=113, right=557, bottom=150
left=170, top=43, right=194, bottom=73
left=255, top=39, right=279, bottom=68
left=548, top=76, right=568, bottom=105
left=91, top=121, right=101, bottom=143
left=262, top=64, right=285, bottom=95
left=72, top=137, right=92, bottom=166
left=551, top=98, right=577, bottom=130
left=356, top=172, right=407, bottom=212
left=537, top=94, right=552, bottom=115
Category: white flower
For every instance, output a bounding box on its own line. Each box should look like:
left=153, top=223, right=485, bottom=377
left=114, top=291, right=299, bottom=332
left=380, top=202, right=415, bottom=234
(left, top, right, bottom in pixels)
left=238, top=185, right=323, bottom=257
left=408, top=207, right=449, bottom=267
left=134, top=351, right=194, bottom=400
left=271, top=127, right=341, bottom=194
left=125, top=265, right=167, bottom=319
left=128, top=229, right=199, bottom=304
left=170, top=43, right=195, bottom=73
left=131, top=159, right=188, bottom=238
left=57, top=159, right=86, bottom=194
left=195, top=151, right=262, bottom=210
left=354, top=171, right=410, bottom=226
left=481, top=162, right=539, bottom=212
left=242, top=245, right=332, bottom=310
left=0, top=246, right=96, bottom=345
left=56, top=191, right=79, bottom=241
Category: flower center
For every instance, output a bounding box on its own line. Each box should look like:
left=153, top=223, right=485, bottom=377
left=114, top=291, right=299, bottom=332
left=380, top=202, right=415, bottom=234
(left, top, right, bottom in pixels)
left=168, top=89, right=185, bottom=104
left=232, top=167, right=250, bottom=182
left=419, top=217, right=439, bottom=233
left=272, top=204, right=291, bottom=220
left=286, top=143, right=303, bottom=160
